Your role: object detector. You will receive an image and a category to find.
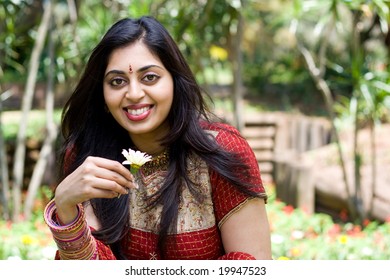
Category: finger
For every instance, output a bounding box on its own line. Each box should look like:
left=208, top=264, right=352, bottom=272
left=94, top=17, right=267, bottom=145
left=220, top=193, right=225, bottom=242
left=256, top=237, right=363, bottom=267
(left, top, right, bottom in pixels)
left=92, top=166, right=134, bottom=189
left=88, top=156, right=134, bottom=182
left=85, top=187, right=121, bottom=200
left=90, top=177, right=129, bottom=195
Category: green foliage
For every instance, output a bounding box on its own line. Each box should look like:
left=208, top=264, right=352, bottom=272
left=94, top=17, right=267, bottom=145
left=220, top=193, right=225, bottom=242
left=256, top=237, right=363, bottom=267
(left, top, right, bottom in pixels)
left=1, top=1, right=257, bottom=93
left=50, top=1, right=118, bottom=85
left=0, top=0, right=37, bottom=80
left=240, top=1, right=327, bottom=111
left=2, top=0, right=390, bottom=118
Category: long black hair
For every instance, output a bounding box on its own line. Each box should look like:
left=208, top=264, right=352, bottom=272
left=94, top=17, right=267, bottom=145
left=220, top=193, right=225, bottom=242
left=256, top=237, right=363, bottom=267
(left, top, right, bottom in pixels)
left=59, top=16, right=262, bottom=259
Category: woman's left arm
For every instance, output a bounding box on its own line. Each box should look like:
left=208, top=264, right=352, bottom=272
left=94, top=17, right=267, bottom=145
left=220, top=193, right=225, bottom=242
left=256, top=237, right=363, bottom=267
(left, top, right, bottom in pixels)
left=220, top=198, right=272, bottom=260
left=206, top=122, right=272, bottom=260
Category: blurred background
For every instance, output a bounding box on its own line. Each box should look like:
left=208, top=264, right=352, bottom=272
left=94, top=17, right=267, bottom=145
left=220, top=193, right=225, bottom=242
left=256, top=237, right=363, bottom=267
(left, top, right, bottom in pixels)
left=1, top=0, right=390, bottom=260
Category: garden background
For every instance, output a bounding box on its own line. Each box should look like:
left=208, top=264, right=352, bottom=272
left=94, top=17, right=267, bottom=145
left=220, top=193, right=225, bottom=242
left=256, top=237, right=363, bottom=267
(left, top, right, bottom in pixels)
left=1, top=0, right=390, bottom=260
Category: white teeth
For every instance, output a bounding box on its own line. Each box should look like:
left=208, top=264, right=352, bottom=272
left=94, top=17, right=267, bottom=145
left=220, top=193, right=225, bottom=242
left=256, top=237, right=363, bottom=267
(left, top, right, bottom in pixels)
left=127, top=106, right=150, bottom=116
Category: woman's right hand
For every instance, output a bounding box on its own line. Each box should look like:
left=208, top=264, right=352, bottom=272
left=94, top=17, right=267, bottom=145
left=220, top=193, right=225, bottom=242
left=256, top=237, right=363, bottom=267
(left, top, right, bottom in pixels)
left=54, top=156, right=135, bottom=225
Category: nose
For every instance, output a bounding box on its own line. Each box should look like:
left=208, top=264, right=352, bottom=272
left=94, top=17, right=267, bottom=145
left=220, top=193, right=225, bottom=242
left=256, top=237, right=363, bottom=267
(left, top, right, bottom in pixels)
left=125, top=81, right=145, bottom=102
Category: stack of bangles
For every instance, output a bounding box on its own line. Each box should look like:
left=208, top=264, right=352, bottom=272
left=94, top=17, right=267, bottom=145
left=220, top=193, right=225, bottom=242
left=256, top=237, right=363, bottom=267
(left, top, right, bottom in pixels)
left=44, top=199, right=98, bottom=260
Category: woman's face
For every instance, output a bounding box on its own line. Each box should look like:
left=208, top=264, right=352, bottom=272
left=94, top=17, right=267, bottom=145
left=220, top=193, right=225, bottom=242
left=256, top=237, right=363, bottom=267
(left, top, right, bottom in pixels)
left=103, top=41, right=174, bottom=142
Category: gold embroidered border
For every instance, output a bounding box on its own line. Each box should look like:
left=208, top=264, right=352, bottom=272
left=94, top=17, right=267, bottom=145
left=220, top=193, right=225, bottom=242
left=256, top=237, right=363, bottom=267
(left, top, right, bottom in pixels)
left=217, top=196, right=267, bottom=228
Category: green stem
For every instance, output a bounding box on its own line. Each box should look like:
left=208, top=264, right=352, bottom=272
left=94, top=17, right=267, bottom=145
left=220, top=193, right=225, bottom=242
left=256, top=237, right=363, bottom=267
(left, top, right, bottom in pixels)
left=130, top=165, right=140, bottom=175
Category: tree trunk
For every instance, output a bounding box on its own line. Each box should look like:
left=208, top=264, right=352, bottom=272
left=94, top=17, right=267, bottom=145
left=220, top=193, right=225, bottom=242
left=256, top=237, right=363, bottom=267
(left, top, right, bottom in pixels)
left=368, top=119, right=377, bottom=219
left=231, top=3, right=244, bottom=132
left=66, top=0, right=78, bottom=23
left=24, top=12, right=57, bottom=220
left=352, top=98, right=364, bottom=221
left=11, top=1, right=52, bottom=222
left=350, top=12, right=366, bottom=222
left=0, top=89, right=12, bottom=220
left=299, top=45, right=357, bottom=220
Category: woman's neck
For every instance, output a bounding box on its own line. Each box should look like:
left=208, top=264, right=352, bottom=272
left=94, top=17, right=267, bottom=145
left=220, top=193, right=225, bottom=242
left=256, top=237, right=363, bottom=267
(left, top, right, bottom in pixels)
left=133, top=141, right=165, bottom=157
left=129, top=121, right=170, bottom=156
left=130, top=133, right=166, bottom=157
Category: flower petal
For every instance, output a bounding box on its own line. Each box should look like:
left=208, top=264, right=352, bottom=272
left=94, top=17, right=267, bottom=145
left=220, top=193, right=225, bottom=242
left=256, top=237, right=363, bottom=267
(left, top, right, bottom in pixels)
left=121, top=148, right=152, bottom=172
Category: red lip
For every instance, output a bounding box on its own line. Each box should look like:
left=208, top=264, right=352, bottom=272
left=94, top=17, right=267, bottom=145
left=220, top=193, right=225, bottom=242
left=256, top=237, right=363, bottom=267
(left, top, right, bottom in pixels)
left=123, top=104, right=153, bottom=122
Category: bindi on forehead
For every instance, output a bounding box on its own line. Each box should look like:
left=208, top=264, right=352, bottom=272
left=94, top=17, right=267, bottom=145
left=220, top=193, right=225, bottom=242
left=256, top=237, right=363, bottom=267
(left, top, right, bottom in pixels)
left=129, top=64, right=133, bottom=73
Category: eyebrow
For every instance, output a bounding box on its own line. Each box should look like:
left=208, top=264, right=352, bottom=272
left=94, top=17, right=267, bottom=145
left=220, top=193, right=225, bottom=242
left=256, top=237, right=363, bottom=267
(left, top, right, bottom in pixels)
left=104, top=64, right=164, bottom=78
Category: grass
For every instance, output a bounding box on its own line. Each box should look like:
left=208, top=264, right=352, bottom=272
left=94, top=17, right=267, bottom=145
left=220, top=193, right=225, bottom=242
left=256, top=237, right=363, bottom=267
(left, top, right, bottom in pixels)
left=0, top=109, right=62, bottom=141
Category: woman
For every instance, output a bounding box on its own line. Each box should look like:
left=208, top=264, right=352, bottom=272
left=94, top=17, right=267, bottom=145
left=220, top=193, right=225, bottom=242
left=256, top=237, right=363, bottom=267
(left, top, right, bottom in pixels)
left=44, top=16, right=271, bottom=260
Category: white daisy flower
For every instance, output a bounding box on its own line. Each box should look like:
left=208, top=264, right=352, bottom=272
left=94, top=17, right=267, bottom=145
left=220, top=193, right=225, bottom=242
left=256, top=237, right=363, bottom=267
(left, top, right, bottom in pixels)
left=122, top=148, right=152, bottom=174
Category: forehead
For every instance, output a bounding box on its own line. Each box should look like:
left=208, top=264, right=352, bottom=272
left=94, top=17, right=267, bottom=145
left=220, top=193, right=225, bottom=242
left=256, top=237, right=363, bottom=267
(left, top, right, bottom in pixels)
left=106, top=41, right=162, bottom=68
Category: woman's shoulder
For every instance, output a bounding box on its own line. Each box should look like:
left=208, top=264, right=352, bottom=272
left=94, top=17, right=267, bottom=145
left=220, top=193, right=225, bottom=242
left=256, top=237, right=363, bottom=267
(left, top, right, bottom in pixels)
left=200, top=121, right=241, bottom=136
left=200, top=121, right=246, bottom=150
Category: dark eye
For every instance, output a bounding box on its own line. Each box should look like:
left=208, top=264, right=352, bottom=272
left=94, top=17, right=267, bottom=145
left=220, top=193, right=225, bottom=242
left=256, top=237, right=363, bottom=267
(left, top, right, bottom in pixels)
left=142, top=74, right=159, bottom=83
left=110, top=78, right=125, bottom=86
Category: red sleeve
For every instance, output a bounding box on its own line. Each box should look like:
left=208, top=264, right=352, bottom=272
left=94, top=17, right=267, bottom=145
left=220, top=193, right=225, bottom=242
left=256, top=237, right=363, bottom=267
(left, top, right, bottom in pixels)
left=94, top=239, right=117, bottom=260
left=218, top=252, right=256, bottom=260
left=207, top=123, right=266, bottom=226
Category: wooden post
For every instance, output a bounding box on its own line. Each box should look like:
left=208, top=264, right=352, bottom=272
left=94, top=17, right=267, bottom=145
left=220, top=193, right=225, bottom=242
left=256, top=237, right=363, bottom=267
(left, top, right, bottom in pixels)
left=294, top=159, right=315, bottom=214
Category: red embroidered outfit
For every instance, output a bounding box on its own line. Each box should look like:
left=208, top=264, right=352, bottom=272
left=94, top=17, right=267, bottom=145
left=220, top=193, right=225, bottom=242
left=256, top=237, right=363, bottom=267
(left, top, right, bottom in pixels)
left=45, top=122, right=267, bottom=260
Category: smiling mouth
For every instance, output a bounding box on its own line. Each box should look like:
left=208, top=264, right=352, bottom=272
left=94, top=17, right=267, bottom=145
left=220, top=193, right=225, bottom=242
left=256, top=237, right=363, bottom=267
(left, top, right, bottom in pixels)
left=125, top=106, right=153, bottom=116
